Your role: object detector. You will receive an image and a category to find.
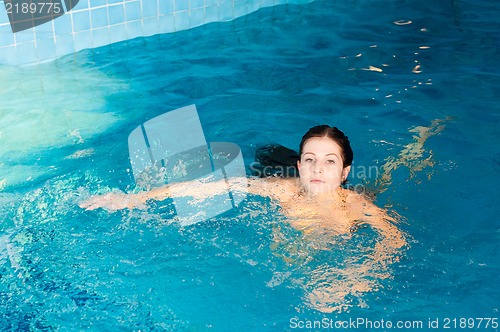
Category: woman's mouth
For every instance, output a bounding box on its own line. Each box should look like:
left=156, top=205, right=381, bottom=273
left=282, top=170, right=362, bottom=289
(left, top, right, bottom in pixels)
left=310, top=179, right=325, bottom=184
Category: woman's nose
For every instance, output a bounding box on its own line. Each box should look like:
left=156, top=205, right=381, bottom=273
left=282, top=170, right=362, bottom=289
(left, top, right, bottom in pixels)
left=313, top=164, right=323, bottom=173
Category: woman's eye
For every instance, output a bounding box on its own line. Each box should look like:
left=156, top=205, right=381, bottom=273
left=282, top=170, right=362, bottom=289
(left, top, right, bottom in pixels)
left=326, top=159, right=335, bottom=164
left=305, top=158, right=314, bottom=163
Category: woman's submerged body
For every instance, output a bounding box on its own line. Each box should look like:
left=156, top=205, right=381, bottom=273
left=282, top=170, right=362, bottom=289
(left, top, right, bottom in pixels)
left=80, top=124, right=426, bottom=312
left=79, top=120, right=449, bottom=312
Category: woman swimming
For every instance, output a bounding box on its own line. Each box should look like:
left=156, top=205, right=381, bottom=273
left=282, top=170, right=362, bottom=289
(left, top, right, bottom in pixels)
left=80, top=119, right=451, bottom=312
left=80, top=124, right=409, bottom=313
left=81, top=125, right=404, bottom=235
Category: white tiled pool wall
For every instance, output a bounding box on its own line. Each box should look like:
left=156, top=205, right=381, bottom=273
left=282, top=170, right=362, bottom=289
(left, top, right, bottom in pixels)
left=0, top=0, right=313, bottom=65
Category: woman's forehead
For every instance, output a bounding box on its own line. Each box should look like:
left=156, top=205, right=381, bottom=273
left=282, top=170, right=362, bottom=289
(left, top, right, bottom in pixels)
left=302, top=137, right=342, bottom=154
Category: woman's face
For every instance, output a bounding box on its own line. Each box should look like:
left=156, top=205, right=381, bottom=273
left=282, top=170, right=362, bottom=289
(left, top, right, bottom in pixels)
left=297, top=137, right=351, bottom=194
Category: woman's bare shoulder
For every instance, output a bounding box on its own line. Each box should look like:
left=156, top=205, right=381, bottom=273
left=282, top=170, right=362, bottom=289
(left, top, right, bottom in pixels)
left=344, top=189, right=386, bottom=218
left=344, top=189, right=371, bottom=205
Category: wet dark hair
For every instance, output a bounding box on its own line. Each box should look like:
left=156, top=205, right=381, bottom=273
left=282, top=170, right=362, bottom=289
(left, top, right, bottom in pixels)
left=299, top=125, right=353, bottom=167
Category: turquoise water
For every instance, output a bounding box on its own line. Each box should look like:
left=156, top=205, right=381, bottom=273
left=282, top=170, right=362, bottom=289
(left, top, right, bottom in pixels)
left=1, top=0, right=499, bottom=330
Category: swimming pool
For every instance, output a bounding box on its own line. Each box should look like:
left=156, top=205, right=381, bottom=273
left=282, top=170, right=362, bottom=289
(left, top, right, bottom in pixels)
left=1, top=0, right=499, bottom=330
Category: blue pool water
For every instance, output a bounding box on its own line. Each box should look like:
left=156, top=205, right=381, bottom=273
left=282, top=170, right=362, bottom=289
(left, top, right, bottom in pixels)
left=1, top=0, right=499, bottom=330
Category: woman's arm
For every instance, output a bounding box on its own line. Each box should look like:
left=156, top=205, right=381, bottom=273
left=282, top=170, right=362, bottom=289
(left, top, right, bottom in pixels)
left=79, top=176, right=244, bottom=211
left=79, top=176, right=295, bottom=212
left=347, top=193, right=407, bottom=261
